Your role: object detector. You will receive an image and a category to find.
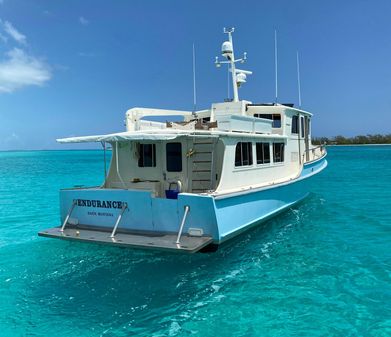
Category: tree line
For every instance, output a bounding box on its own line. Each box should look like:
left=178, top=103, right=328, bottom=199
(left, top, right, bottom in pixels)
left=312, top=134, right=391, bottom=145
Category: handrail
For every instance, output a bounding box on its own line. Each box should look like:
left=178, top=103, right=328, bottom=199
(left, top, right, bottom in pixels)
left=302, top=143, right=326, bottom=162
left=176, top=206, right=190, bottom=245
left=302, top=143, right=326, bottom=154
left=110, top=202, right=128, bottom=238
left=60, top=200, right=77, bottom=232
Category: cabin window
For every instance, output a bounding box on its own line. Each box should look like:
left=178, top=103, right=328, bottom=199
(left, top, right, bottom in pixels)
left=256, top=142, right=271, bottom=164
left=138, top=144, right=156, bottom=167
left=273, top=143, right=285, bottom=163
left=235, top=142, right=253, bottom=167
left=291, top=115, right=299, bottom=134
left=166, top=143, right=182, bottom=172
left=254, top=114, right=281, bottom=128
left=300, top=117, right=305, bottom=138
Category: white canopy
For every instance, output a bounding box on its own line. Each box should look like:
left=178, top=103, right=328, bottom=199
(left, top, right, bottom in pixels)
left=57, top=131, right=186, bottom=143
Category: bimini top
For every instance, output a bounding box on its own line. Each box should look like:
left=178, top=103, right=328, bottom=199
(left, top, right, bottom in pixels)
left=57, top=128, right=287, bottom=144
left=57, top=130, right=187, bottom=143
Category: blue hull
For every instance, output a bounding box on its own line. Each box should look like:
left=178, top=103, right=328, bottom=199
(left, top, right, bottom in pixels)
left=58, top=155, right=327, bottom=245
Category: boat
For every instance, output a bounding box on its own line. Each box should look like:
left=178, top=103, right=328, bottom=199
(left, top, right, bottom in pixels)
left=39, top=28, right=327, bottom=253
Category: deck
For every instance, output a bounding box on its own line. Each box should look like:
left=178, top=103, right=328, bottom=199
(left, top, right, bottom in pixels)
left=38, top=227, right=213, bottom=253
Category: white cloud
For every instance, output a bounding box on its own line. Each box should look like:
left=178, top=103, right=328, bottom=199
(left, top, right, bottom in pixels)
left=3, top=21, right=26, bottom=44
left=0, top=48, right=51, bottom=93
left=79, top=16, right=89, bottom=25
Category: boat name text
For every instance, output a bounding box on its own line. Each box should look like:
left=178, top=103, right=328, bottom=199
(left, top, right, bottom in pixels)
left=74, top=199, right=125, bottom=209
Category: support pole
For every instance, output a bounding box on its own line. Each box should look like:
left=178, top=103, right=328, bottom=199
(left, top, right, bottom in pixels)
left=60, top=200, right=77, bottom=232
left=110, top=202, right=128, bottom=238
left=115, top=142, right=126, bottom=188
left=176, top=206, right=190, bottom=245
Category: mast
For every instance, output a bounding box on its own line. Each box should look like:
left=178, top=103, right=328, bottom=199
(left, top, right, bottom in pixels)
left=226, top=28, right=239, bottom=102
left=215, top=28, right=251, bottom=102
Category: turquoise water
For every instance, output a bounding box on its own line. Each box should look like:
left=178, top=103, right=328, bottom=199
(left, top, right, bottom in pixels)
left=0, top=147, right=390, bottom=336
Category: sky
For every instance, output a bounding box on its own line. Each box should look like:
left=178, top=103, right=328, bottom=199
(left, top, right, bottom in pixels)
left=1, top=0, right=391, bottom=150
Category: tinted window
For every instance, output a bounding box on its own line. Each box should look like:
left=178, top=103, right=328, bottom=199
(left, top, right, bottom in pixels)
left=256, top=143, right=271, bottom=164
left=235, top=142, right=253, bottom=167
left=273, top=143, right=285, bottom=163
left=166, top=143, right=182, bottom=172
left=138, top=144, right=156, bottom=167
left=291, top=115, right=299, bottom=134
left=254, top=114, right=281, bottom=128
left=300, top=117, right=305, bottom=138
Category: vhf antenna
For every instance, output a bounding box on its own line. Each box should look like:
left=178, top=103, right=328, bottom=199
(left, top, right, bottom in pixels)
left=215, top=27, right=252, bottom=102
left=296, top=50, right=302, bottom=108
left=192, top=43, right=197, bottom=113
left=274, top=29, right=278, bottom=104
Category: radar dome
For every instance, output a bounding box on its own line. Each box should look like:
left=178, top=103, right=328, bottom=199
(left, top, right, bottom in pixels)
left=221, top=41, right=233, bottom=58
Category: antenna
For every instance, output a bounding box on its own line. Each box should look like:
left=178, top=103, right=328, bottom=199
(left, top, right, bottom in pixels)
left=274, top=29, right=278, bottom=104
left=192, top=43, right=197, bottom=112
left=296, top=51, right=302, bottom=108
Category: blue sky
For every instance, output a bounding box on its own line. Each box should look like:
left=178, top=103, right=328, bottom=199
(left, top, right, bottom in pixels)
left=1, top=0, right=391, bottom=150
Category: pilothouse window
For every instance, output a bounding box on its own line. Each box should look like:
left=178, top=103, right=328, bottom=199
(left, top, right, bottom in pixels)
left=166, top=143, right=182, bottom=172
left=256, top=143, right=271, bottom=164
left=138, top=144, right=156, bottom=167
left=291, top=115, right=299, bottom=134
left=254, top=114, right=281, bottom=128
left=273, top=143, right=285, bottom=163
left=235, top=142, right=253, bottom=167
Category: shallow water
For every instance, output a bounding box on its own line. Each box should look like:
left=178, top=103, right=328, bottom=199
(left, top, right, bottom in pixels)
left=0, top=147, right=390, bottom=336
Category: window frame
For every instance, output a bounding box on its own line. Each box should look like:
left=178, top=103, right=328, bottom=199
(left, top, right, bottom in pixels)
left=166, top=142, right=182, bottom=172
left=234, top=142, right=253, bottom=167
left=256, top=142, right=271, bottom=165
left=291, top=115, right=299, bottom=134
left=254, top=114, right=282, bottom=128
left=137, top=143, right=156, bottom=167
left=273, top=142, right=285, bottom=163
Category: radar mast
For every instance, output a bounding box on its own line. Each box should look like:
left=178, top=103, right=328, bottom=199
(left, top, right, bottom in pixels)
left=215, top=28, right=252, bottom=102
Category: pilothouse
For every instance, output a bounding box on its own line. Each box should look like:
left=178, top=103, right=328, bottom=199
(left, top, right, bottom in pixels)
left=39, top=28, right=327, bottom=253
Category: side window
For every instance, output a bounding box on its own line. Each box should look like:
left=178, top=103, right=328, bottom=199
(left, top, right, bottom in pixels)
left=254, top=114, right=281, bottom=128
left=235, top=142, right=253, bottom=167
left=273, top=143, right=285, bottom=163
left=306, top=117, right=311, bottom=136
left=166, top=143, right=182, bottom=172
left=256, top=142, right=271, bottom=164
left=291, top=115, right=299, bottom=134
left=138, top=144, right=156, bottom=167
left=300, top=117, right=305, bottom=138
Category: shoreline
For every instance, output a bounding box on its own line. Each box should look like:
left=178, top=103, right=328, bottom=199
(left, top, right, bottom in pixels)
left=325, top=143, right=391, bottom=147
